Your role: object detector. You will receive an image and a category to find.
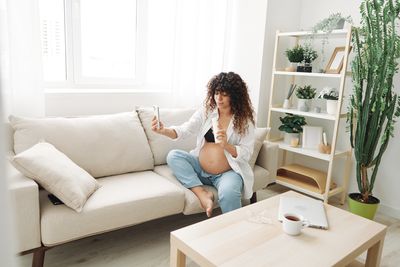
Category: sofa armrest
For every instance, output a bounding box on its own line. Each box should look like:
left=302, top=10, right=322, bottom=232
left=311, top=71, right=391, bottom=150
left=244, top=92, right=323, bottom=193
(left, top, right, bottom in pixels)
left=255, top=141, right=278, bottom=183
left=6, top=161, right=41, bottom=252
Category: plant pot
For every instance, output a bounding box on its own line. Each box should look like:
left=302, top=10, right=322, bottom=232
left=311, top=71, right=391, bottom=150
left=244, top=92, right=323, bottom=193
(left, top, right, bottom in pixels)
left=297, top=63, right=312, bottom=73
left=336, top=18, right=345, bottom=29
left=348, top=193, right=380, bottom=220
left=326, top=99, right=338, bottom=115
left=285, top=62, right=298, bottom=72
left=283, top=132, right=300, bottom=146
left=283, top=99, right=291, bottom=109
left=297, top=99, right=311, bottom=112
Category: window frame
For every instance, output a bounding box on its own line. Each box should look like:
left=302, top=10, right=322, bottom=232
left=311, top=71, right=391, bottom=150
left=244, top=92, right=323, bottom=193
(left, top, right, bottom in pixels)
left=43, top=0, right=150, bottom=90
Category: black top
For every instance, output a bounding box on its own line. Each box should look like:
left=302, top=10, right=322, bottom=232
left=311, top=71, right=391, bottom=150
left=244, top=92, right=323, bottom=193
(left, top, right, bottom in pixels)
left=204, top=127, right=215, bottom=142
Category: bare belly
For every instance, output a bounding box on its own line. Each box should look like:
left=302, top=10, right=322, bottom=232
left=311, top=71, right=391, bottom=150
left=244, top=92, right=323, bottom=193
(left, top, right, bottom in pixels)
left=199, top=143, right=231, bottom=175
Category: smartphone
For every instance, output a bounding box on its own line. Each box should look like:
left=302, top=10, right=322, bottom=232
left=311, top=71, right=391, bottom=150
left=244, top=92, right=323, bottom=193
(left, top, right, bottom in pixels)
left=48, top=194, right=64, bottom=205
left=153, top=105, right=160, bottom=129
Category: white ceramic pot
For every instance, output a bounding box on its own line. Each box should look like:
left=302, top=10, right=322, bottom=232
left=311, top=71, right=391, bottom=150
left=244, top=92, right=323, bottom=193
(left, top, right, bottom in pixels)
left=297, top=99, right=311, bottom=112
left=283, top=99, right=291, bottom=109
left=326, top=100, right=338, bottom=115
left=283, top=132, right=300, bottom=146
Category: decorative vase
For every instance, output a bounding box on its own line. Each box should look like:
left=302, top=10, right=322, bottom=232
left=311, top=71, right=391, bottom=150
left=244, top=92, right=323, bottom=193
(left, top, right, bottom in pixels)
left=283, top=132, right=300, bottom=146
left=297, top=99, right=311, bottom=112
left=326, top=99, right=338, bottom=115
left=348, top=193, right=380, bottom=220
left=283, top=99, right=291, bottom=109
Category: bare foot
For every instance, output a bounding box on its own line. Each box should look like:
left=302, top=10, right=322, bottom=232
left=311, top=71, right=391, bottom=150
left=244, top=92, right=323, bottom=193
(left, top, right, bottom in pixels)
left=201, top=190, right=214, bottom=218
left=192, top=187, right=214, bottom=217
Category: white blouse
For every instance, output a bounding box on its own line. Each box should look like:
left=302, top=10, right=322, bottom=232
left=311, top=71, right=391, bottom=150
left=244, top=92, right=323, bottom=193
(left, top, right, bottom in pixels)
left=171, top=108, right=255, bottom=199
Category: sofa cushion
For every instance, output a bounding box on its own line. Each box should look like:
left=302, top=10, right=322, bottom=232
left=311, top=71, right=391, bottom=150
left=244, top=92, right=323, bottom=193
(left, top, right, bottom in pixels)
left=253, top=164, right=271, bottom=191
left=249, top=128, right=270, bottom=169
left=137, top=107, right=196, bottom=165
left=12, top=142, right=100, bottom=212
left=39, top=171, right=185, bottom=246
left=9, top=112, right=154, bottom=177
left=153, top=165, right=218, bottom=215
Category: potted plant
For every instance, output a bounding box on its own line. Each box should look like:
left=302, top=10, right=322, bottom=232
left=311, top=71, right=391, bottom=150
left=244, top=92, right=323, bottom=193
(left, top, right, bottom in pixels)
left=312, top=12, right=353, bottom=33
left=348, top=0, right=400, bottom=220
left=311, top=13, right=353, bottom=72
left=285, top=45, right=304, bottom=72
left=295, top=85, right=316, bottom=112
left=279, top=113, right=307, bottom=146
left=318, top=87, right=339, bottom=115
left=297, top=44, right=318, bottom=72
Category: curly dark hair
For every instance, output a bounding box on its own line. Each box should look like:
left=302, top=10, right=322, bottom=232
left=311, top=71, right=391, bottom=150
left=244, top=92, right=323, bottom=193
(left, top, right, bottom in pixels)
left=204, top=72, right=255, bottom=136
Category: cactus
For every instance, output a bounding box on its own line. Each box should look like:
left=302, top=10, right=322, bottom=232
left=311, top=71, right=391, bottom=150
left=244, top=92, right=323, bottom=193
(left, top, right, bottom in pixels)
left=348, top=0, right=400, bottom=203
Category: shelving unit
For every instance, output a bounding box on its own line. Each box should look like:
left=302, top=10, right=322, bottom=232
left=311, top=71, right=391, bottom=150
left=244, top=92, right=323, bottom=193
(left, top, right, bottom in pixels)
left=266, top=29, right=353, bottom=204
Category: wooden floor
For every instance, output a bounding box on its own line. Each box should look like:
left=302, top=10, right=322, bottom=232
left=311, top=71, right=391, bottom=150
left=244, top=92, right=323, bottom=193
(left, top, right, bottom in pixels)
left=18, top=184, right=400, bottom=267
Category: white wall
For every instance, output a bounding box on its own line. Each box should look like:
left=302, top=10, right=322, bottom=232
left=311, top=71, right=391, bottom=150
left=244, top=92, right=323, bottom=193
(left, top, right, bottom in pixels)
left=297, top=0, right=400, bottom=218
left=45, top=91, right=174, bottom=116
left=223, top=0, right=268, bottom=115
left=257, top=0, right=303, bottom=126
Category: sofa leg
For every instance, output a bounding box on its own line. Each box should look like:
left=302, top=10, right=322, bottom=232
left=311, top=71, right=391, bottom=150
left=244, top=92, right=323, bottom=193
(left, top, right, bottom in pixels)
left=32, top=246, right=47, bottom=267
left=250, top=192, right=257, bottom=204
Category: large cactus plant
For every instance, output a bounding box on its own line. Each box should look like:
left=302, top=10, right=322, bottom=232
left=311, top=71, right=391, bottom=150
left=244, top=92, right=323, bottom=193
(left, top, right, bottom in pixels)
left=349, top=0, right=400, bottom=203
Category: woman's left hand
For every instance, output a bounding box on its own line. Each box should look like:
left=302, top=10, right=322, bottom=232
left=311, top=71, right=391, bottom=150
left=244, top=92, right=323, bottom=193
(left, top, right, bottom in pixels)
left=215, top=129, right=228, bottom=148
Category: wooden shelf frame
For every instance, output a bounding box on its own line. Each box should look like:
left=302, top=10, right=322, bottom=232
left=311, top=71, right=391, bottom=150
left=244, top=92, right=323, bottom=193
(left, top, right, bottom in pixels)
left=270, top=107, right=347, bottom=120
left=266, top=29, right=353, bottom=204
left=274, top=71, right=341, bottom=78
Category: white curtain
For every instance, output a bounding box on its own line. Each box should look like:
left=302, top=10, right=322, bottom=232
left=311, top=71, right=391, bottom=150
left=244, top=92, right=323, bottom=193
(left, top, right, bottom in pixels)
left=171, top=0, right=229, bottom=108
left=0, top=0, right=44, bottom=119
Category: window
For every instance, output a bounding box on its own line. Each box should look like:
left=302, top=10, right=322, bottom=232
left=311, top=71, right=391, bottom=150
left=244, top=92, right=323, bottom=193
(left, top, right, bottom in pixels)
left=39, top=0, right=66, bottom=81
left=39, top=0, right=176, bottom=90
left=39, top=0, right=229, bottom=92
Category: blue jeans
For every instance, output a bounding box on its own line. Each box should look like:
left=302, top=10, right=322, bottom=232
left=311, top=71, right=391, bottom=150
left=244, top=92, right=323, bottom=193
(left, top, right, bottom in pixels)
left=166, top=149, right=243, bottom=213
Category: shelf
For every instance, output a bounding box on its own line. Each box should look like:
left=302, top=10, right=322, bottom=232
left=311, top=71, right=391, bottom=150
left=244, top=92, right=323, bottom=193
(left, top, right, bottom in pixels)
left=270, top=107, right=347, bottom=120
left=277, top=29, right=349, bottom=37
left=272, top=140, right=348, bottom=161
left=267, top=28, right=353, bottom=203
left=274, top=71, right=341, bottom=78
left=277, top=164, right=336, bottom=194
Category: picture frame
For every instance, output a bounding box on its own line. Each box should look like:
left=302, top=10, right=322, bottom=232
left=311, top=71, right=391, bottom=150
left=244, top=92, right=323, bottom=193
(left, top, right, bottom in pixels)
left=325, top=46, right=352, bottom=74
left=302, top=126, right=323, bottom=149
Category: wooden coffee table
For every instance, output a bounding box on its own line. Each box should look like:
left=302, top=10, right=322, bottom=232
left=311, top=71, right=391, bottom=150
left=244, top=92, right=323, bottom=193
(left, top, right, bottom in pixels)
left=170, top=191, right=387, bottom=267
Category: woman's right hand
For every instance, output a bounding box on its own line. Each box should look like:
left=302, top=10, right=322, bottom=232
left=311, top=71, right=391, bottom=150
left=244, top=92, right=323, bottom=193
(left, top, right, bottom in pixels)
left=151, top=115, right=165, bottom=134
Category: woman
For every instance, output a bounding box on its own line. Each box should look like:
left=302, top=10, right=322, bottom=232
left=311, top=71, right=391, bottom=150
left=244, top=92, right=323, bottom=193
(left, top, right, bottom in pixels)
left=151, top=72, right=255, bottom=217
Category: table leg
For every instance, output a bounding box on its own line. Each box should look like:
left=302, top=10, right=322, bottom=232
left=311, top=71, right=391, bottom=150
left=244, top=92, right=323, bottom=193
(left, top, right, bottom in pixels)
left=170, top=243, right=186, bottom=267
left=365, top=238, right=384, bottom=267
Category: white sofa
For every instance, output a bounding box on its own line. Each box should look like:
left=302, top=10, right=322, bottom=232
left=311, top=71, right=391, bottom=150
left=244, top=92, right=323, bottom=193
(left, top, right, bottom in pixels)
left=5, top=108, right=278, bottom=267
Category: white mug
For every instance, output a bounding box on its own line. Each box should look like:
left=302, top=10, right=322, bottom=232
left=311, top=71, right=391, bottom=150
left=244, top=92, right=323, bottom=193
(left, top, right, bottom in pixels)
left=282, top=213, right=310, bottom=236
left=211, top=117, right=221, bottom=143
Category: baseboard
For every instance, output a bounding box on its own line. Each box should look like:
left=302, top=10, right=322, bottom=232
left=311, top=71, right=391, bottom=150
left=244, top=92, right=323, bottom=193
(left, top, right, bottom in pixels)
left=378, top=203, right=400, bottom=220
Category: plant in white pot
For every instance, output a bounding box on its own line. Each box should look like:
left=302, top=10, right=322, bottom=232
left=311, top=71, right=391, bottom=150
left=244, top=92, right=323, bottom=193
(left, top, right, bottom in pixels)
left=295, top=85, right=316, bottom=112
left=285, top=45, right=304, bottom=72
left=348, top=0, right=400, bottom=220
left=279, top=114, right=307, bottom=146
left=318, top=87, right=339, bottom=115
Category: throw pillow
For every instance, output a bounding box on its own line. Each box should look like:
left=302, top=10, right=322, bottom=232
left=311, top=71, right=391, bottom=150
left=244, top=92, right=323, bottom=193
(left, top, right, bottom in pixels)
left=249, top=128, right=270, bottom=169
left=11, top=142, right=101, bottom=212
left=137, top=107, right=197, bottom=165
